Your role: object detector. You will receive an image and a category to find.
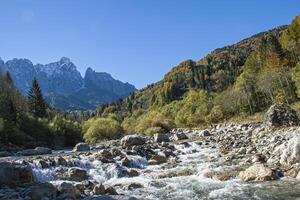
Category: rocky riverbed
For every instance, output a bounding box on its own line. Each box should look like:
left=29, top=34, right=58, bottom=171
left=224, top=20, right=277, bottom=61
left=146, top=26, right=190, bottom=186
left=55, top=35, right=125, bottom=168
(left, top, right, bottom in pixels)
left=1, top=104, right=300, bottom=200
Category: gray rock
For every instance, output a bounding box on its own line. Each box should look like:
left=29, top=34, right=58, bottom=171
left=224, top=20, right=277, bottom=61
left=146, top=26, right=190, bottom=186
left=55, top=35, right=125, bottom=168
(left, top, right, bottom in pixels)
left=121, top=135, right=146, bottom=147
left=73, top=143, right=90, bottom=152
left=65, top=167, right=88, bottom=182
left=35, top=147, right=52, bottom=154
left=199, top=130, right=211, bottom=137
left=280, top=136, right=300, bottom=166
left=127, top=169, right=139, bottom=177
left=0, top=162, right=33, bottom=186
left=239, top=164, right=278, bottom=181
left=170, top=132, right=188, bottom=141
left=148, top=154, right=167, bottom=165
left=153, top=133, right=170, bottom=143
left=56, top=182, right=80, bottom=198
left=105, top=186, right=118, bottom=195
left=22, top=182, right=57, bottom=200
left=265, top=104, right=300, bottom=127
left=93, top=184, right=106, bottom=195
left=55, top=156, right=68, bottom=166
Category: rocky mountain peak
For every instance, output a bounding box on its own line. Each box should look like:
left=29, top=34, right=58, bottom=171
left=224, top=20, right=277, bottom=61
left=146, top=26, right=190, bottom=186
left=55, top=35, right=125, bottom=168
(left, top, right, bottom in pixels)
left=0, top=57, right=136, bottom=110
left=60, top=57, right=71, bottom=64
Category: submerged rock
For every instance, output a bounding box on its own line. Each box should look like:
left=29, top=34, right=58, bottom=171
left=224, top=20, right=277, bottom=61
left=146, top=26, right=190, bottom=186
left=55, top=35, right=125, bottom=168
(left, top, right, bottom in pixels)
left=121, top=135, right=146, bottom=147
left=239, top=164, right=278, bottom=181
left=265, top=104, right=300, bottom=127
left=73, top=143, right=90, bottom=152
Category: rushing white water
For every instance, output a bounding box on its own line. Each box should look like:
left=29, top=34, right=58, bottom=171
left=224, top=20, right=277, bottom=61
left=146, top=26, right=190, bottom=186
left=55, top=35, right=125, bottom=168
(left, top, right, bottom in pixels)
left=27, top=141, right=300, bottom=200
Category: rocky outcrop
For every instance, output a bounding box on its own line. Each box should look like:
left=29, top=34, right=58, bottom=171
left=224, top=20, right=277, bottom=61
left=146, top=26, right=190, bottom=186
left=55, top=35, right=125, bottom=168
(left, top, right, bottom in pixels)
left=265, top=104, right=300, bottom=127
left=239, top=164, right=278, bottom=181
left=121, top=135, right=146, bottom=147
left=0, top=162, right=33, bottom=186
left=73, top=143, right=91, bottom=152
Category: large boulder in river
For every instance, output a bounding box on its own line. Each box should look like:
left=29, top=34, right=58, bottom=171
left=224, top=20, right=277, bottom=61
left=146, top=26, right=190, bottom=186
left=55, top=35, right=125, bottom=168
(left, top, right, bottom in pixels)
left=265, top=104, right=300, bottom=127
left=121, top=135, right=146, bottom=147
left=280, top=136, right=300, bottom=166
left=65, top=167, right=88, bottom=182
left=0, top=162, right=33, bottom=186
left=73, top=142, right=90, bottom=152
left=239, top=164, right=278, bottom=181
left=153, top=133, right=170, bottom=143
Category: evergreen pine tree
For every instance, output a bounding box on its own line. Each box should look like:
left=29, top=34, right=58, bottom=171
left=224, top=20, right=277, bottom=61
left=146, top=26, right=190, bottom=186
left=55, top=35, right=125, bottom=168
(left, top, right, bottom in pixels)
left=28, top=78, right=47, bottom=118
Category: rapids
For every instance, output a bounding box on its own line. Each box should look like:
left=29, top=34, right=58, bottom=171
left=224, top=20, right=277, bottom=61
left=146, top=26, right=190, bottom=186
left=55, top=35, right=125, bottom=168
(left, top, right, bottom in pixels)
left=24, top=141, right=300, bottom=200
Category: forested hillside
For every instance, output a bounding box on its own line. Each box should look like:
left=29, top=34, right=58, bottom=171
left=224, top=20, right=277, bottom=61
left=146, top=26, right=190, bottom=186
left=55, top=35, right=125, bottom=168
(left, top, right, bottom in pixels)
left=0, top=73, right=83, bottom=150
left=88, top=15, right=300, bottom=139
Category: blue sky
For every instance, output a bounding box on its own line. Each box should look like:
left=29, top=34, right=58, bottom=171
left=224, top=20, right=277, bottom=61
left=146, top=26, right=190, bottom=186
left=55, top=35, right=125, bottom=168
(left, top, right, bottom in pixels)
left=0, top=1, right=299, bottom=88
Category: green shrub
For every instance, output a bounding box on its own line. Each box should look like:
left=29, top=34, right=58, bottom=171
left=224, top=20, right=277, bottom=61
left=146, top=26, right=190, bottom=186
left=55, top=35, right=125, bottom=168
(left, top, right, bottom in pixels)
left=83, top=117, right=123, bottom=143
left=48, top=116, right=82, bottom=147
left=121, top=109, right=146, bottom=133
left=144, top=126, right=165, bottom=136
left=206, top=105, right=224, bottom=123
left=135, top=110, right=174, bottom=135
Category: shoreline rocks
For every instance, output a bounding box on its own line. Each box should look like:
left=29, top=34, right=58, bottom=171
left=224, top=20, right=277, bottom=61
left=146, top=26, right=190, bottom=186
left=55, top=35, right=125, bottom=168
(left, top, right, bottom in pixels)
left=121, top=135, right=146, bottom=147
left=16, top=147, right=52, bottom=156
left=239, top=164, right=279, bottom=181
left=73, top=143, right=91, bottom=152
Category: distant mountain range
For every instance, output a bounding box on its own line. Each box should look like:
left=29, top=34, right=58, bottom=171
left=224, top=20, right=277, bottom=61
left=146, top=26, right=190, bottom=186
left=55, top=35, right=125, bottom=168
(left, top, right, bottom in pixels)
left=0, top=57, right=136, bottom=110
